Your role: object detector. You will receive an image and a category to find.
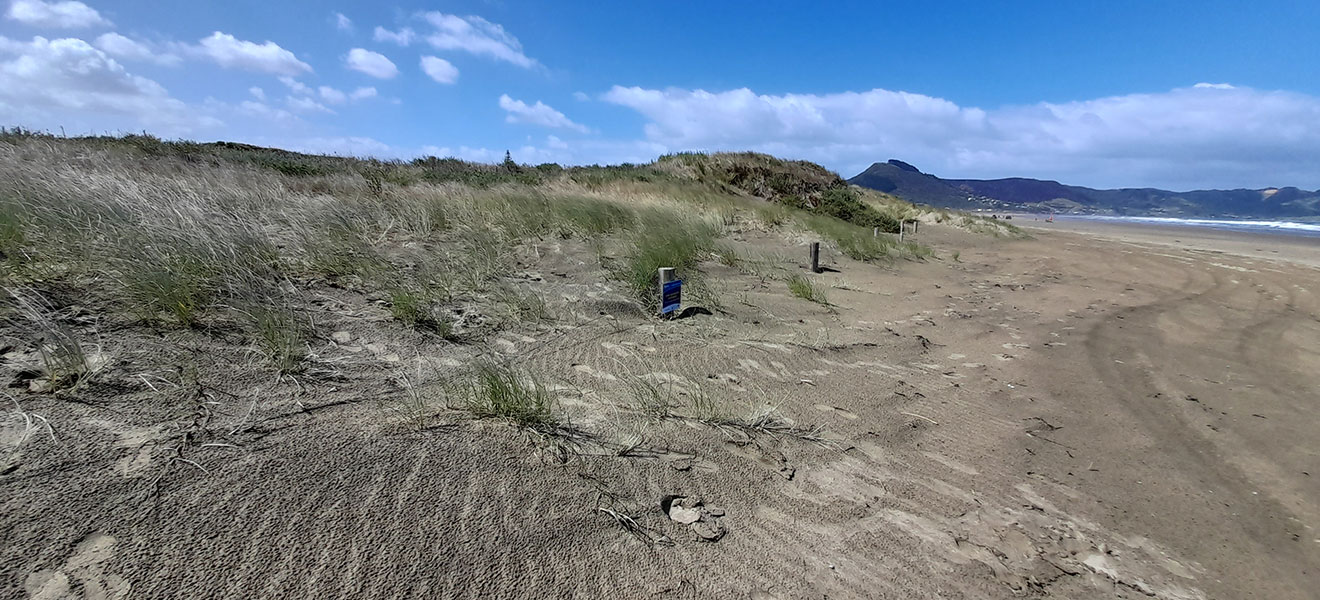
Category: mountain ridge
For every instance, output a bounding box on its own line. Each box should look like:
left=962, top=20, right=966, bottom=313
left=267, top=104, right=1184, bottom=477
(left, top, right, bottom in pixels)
left=847, top=160, right=1320, bottom=219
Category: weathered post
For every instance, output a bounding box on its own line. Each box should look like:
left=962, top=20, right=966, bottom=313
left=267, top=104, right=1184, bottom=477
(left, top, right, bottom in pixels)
left=899, top=221, right=905, bottom=243
left=810, top=242, right=821, bottom=273
left=913, top=220, right=919, bottom=234
left=873, top=226, right=879, bottom=237
left=657, top=267, right=675, bottom=316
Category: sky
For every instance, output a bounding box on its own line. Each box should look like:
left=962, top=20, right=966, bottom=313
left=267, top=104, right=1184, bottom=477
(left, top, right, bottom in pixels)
left=1, top=0, right=1318, bottom=190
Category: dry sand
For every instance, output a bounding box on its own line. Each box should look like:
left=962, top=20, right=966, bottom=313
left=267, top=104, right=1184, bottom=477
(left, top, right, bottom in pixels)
left=3, top=221, right=1318, bottom=599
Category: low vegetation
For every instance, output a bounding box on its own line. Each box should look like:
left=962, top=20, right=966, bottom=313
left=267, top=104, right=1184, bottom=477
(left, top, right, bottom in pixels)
left=786, top=275, right=830, bottom=305
left=0, top=128, right=1019, bottom=428
left=456, top=362, right=556, bottom=428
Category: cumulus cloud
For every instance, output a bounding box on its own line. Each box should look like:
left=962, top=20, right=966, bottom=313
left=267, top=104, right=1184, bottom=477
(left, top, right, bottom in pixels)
left=248, top=86, right=264, bottom=101
left=318, top=85, right=346, bottom=105
left=0, top=35, right=215, bottom=134
left=419, top=55, right=457, bottom=84
left=238, top=99, right=292, bottom=123
left=349, top=86, right=376, bottom=101
left=5, top=0, right=108, bottom=29
left=334, top=12, right=352, bottom=32
left=285, top=95, right=333, bottom=114
left=277, top=75, right=311, bottom=95
left=421, top=12, right=535, bottom=68
left=373, top=26, right=415, bottom=46
left=601, top=84, right=1320, bottom=189
left=344, top=47, right=397, bottom=79
left=498, top=94, right=589, bottom=133
left=193, top=32, right=310, bottom=76
left=93, top=32, right=180, bottom=66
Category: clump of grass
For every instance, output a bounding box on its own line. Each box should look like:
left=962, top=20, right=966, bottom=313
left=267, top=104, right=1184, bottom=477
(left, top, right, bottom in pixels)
left=389, top=288, right=459, bottom=339
left=7, top=288, right=101, bottom=392
left=554, top=196, right=636, bottom=237
left=237, top=304, right=307, bottom=373
left=626, top=376, right=674, bottom=419
left=611, top=215, right=718, bottom=306
left=713, top=241, right=741, bottom=267
left=493, top=284, right=549, bottom=323
left=457, top=362, right=556, bottom=428
left=686, top=384, right=726, bottom=423
left=786, top=274, right=830, bottom=305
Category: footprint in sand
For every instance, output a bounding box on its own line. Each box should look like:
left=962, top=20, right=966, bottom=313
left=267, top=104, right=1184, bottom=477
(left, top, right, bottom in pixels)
left=571, top=363, right=617, bottom=381
left=24, top=532, right=129, bottom=600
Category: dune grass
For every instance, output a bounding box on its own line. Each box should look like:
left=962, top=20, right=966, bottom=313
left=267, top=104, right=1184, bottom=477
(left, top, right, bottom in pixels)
left=786, top=274, right=830, bottom=305
left=5, top=288, right=101, bottom=392
left=457, top=362, right=556, bottom=428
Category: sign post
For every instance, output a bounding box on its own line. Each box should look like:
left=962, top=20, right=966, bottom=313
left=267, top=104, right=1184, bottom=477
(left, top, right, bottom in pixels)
left=658, top=267, right=681, bottom=316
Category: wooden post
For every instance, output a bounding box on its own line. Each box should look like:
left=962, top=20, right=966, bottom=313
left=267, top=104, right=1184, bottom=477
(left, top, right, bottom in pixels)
left=873, top=226, right=878, bottom=237
left=899, top=221, right=905, bottom=243
left=913, top=220, right=919, bottom=234
left=657, top=267, right=675, bottom=315
left=809, top=242, right=821, bottom=273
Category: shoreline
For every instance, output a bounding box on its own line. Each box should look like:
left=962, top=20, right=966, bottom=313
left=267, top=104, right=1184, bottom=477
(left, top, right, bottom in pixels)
left=1017, top=216, right=1320, bottom=268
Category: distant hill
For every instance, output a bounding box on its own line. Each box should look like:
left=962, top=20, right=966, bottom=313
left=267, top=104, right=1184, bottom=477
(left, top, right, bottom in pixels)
left=847, top=159, right=1320, bottom=219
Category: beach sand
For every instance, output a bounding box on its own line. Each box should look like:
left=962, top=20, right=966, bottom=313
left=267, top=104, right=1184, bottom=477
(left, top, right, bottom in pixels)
left=4, top=220, right=1317, bottom=599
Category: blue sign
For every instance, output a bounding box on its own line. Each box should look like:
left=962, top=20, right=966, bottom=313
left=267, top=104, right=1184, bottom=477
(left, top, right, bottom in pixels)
left=661, top=279, right=682, bottom=314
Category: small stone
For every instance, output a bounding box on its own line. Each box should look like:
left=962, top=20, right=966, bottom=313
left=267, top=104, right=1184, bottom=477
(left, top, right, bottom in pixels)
left=707, top=507, right=725, bottom=517
left=364, top=342, right=388, bottom=355
left=669, top=506, right=702, bottom=525
left=28, top=379, right=53, bottom=394
left=331, top=331, right=353, bottom=344
left=692, top=520, right=725, bottom=541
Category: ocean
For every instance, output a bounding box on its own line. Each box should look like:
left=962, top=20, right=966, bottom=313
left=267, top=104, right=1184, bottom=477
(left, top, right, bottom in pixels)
left=1054, top=215, right=1320, bottom=238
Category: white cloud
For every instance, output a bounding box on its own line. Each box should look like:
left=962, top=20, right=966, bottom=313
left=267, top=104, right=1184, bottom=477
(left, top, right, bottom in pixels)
left=248, top=86, right=264, bottom=101
left=601, top=84, right=1320, bottom=190
left=498, top=94, right=588, bottom=133
left=349, top=86, right=376, bottom=101
left=5, top=0, right=108, bottom=29
left=572, top=91, right=589, bottom=102
left=93, top=32, right=180, bottom=66
left=318, top=85, right=346, bottom=105
left=238, top=99, right=292, bottom=123
left=277, top=76, right=311, bottom=95
left=0, top=35, right=216, bottom=134
left=285, top=95, right=333, bottom=114
left=1193, top=82, right=1236, bottom=90
left=194, top=32, right=310, bottom=76
left=334, top=12, right=352, bottom=32
left=420, top=12, right=535, bottom=68
left=373, top=26, right=415, bottom=46
left=419, top=55, right=457, bottom=84
left=344, top=47, right=396, bottom=79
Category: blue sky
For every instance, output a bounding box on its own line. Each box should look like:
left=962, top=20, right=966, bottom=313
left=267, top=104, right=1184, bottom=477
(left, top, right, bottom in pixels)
left=2, top=0, right=1318, bottom=189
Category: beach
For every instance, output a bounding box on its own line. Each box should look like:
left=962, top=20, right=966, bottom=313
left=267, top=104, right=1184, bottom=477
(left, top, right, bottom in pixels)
left=6, top=217, right=1317, bottom=599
